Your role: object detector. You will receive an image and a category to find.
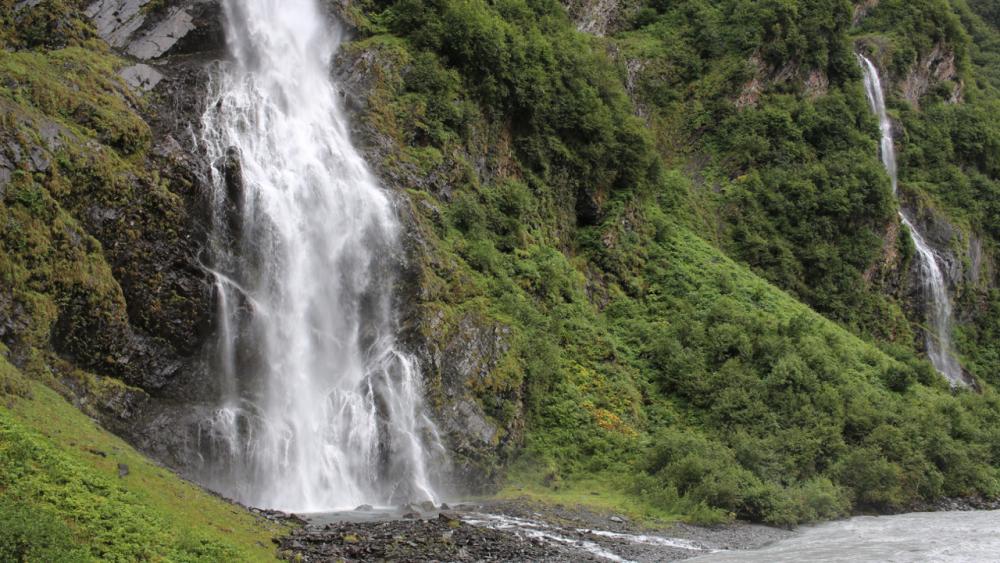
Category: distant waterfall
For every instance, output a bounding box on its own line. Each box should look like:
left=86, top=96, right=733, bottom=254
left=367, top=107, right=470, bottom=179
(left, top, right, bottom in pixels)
left=195, top=0, right=441, bottom=511
left=858, top=54, right=965, bottom=386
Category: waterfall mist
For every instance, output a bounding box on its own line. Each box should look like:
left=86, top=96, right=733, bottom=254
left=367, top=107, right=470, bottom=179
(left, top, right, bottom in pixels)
left=858, top=54, right=966, bottom=386
left=194, top=0, right=442, bottom=512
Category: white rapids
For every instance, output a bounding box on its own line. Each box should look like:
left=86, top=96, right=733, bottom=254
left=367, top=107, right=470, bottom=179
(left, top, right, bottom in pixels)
left=858, top=54, right=966, bottom=386
left=692, top=510, right=1000, bottom=562
left=194, top=0, right=442, bottom=512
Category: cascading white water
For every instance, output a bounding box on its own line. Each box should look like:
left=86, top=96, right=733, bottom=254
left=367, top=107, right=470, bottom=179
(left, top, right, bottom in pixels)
left=195, top=0, right=442, bottom=511
left=858, top=54, right=965, bottom=386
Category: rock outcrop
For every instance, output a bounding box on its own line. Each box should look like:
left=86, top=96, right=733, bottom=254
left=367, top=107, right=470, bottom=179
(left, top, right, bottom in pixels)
left=900, top=43, right=963, bottom=109
left=86, top=0, right=224, bottom=61
left=561, top=0, right=635, bottom=37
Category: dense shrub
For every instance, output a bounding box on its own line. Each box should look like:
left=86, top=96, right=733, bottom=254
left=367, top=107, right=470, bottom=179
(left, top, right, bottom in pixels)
left=0, top=499, right=89, bottom=563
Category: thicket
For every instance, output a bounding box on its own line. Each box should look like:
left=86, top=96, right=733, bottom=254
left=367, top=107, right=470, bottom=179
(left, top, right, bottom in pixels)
left=610, top=0, right=917, bottom=343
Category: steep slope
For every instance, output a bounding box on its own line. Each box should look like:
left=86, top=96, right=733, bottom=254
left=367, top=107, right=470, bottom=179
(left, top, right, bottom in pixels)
left=0, top=360, right=284, bottom=560
left=0, top=2, right=284, bottom=559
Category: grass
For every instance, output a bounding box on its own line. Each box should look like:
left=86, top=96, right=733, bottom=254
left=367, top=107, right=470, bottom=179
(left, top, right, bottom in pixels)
left=496, top=475, right=690, bottom=526
left=0, top=364, right=286, bottom=561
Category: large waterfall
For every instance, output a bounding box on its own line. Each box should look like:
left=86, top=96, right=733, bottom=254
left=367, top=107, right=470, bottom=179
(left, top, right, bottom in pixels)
left=195, top=0, right=441, bottom=511
left=858, top=55, right=965, bottom=386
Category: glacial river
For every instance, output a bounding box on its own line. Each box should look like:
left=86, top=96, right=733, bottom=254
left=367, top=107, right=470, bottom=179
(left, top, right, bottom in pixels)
left=693, top=510, right=1000, bottom=563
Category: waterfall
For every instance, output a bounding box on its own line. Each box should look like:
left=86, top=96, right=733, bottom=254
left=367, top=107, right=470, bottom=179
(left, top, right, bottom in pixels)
left=857, top=54, right=965, bottom=386
left=195, top=0, right=442, bottom=511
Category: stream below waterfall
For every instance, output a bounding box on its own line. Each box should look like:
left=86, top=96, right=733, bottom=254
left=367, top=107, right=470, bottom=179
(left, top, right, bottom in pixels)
left=692, top=509, right=1000, bottom=563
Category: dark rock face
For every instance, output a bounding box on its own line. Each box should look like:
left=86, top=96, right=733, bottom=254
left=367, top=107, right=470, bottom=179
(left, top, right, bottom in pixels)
left=119, top=64, right=165, bottom=92
left=422, top=310, right=518, bottom=492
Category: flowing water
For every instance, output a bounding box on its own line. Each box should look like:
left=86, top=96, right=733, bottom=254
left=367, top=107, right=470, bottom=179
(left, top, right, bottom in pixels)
left=692, top=510, right=1000, bottom=562
left=194, top=0, right=441, bottom=512
left=858, top=55, right=965, bottom=385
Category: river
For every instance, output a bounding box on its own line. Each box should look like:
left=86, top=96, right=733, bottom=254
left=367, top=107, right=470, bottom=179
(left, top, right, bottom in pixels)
left=693, top=510, right=1000, bottom=562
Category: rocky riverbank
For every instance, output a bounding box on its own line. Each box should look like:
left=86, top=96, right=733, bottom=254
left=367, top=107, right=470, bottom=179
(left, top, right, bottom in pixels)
left=275, top=499, right=793, bottom=562
left=908, top=495, right=1000, bottom=513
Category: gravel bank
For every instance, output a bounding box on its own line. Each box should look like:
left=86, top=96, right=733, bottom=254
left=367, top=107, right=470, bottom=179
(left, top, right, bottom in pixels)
left=277, top=498, right=794, bottom=562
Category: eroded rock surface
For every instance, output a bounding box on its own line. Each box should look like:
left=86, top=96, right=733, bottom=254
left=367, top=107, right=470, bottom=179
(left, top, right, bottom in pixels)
left=86, top=0, right=223, bottom=60
left=901, top=43, right=963, bottom=108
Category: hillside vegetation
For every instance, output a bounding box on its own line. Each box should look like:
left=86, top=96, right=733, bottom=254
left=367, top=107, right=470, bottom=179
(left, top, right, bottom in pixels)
left=340, top=0, right=1000, bottom=525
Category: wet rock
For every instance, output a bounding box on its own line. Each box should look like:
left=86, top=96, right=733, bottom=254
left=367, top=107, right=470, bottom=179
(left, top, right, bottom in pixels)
left=609, top=515, right=627, bottom=524
left=0, top=152, right=12, bottom=196
left=86, top=0, right=225, bottom=61
left=337, top=39, right=527, bottom=497
left=220, top=146, right=245, bottom=210
left=279, top=508, right=563, bottom=562
left=418, top=500, right=436, bottom=512
left=354, top=504, right=373, bottom=511
left=120, top=64, right=165, bottom=92
left=402, top=511, right=421, bottom=520
left=127, top=8, right=196, bottom=60
left=281, top=499, right=792, bottom=562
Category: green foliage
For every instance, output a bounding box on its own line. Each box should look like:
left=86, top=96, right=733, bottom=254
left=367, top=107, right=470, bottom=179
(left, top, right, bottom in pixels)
left=0, top=498, right=89, bottom=563
left=0, top=0, right=95, bottom=50
left=608, top=0, right=917, bottom=342
left=384, top=0, right=663, bottom=217
left=859, top=0, right=970, bottom=76
left=969, top=0, right=1000, bottom=28
left=2, top=0, right=999, bottom=546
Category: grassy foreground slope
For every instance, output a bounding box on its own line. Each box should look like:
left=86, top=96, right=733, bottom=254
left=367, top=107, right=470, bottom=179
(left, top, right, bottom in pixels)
left=0, top=358, right=284, bottom=561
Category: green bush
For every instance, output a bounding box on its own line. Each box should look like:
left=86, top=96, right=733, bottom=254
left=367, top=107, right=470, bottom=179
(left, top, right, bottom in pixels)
left=0, top=498, right=89, bottom=563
